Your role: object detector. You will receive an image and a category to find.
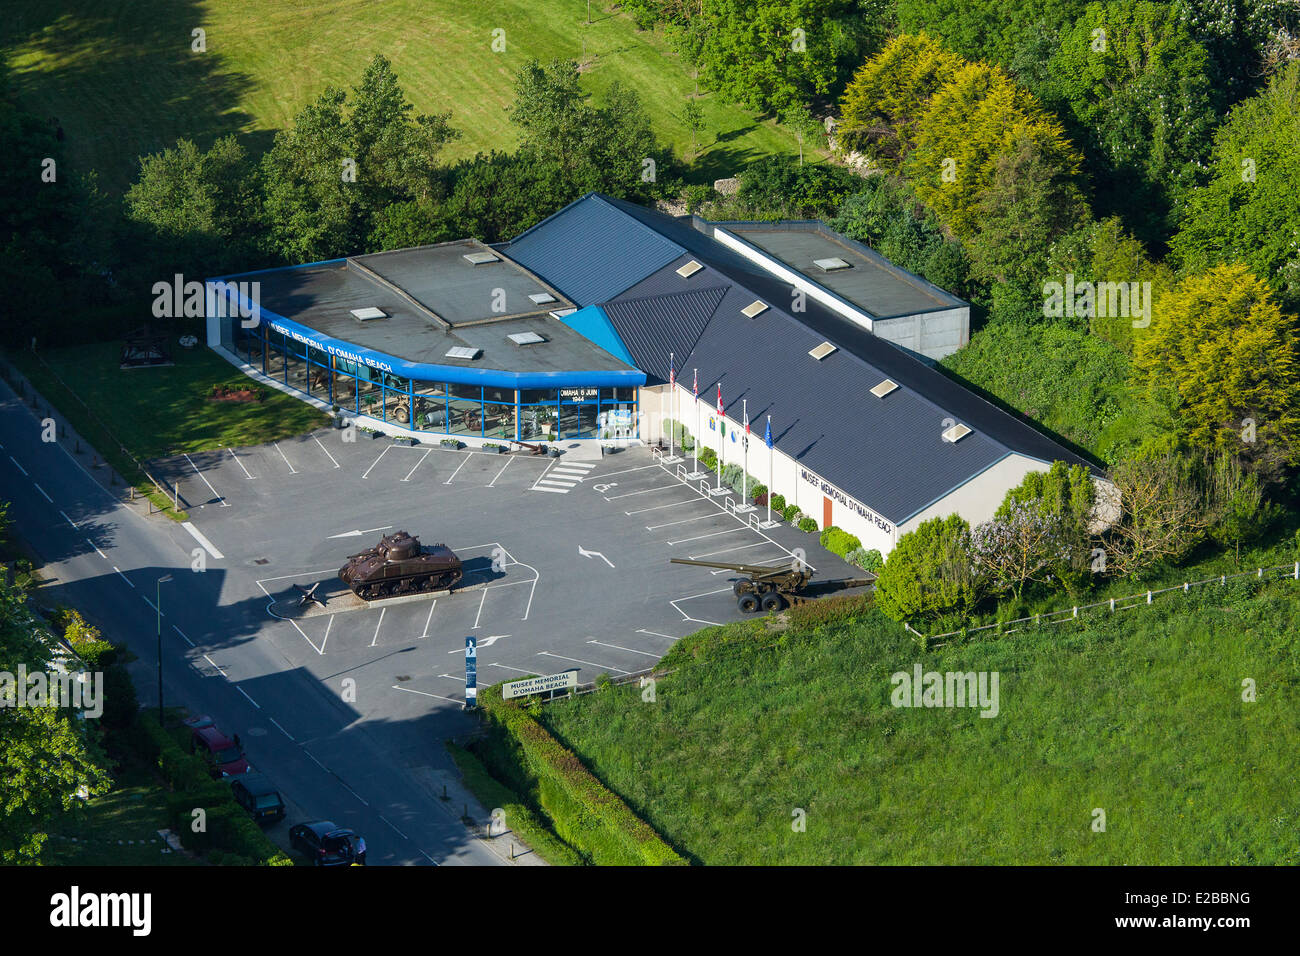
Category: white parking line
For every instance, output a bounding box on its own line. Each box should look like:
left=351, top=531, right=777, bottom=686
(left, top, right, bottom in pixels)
left=361, top=445, right=390, bottom=479
left=585, top=463, right=662, bottom=479
left=228, top=447, right=256, bottom=479
left=667, top=527, right=747, bottom=546
left=691, top=541, right=772, bottom=560
left=537, top=651, right=628, bottom=675
left=183, top=453, right=230, bottom=507
left=444, top=454, right=471, bottom=484
left=236, top=686, right=261, bottom=709
left=392, top=684, right=463, bottom=704
left=321, top=615, right=333, bottom=654
left=536, top=478, right=578, bottom=488
left=313, top=436, right=341, bottom=469
left=274, top=442, right=299, bottom=475
left=60, top=511, right=78, bottom=529
left=183, top=522, right=224, bottom=560
left=112, top=566, right=135, bottom=588
left=420, top=600, right=436, bottom=639
left=625, top=498, right=699, bottom=515
left=636, top=628, right=679, bottom=641
left=606, top=484, right=683, bottom=500
left=487, top=456, right=513, bottom=487
left=587, top=639, right=661, bottom=659
left=550, top=468, right=588, bottom=478
left=202, top=654, right=227, bottom=677
left=487, top=662, right=536, bottom=674
left=472, top=589, right=487, bottom=629
left=89, top=541, right=108, bottom=560
left=402, top=449, right=432, bottom=481
left=370, top=607, right=386, bottom=647
left=32, top=483, right=52, bottom=503
left=647, top=513, right=718, bottom=530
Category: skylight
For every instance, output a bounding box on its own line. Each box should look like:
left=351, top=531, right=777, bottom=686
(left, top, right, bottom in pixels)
left=870, top=379, right=898, bottom=398
left=350, top=307, right=387, bottom=321
left=808, top=342, right=837, bottom=361
left=676, top=260, right=703, bottom=278
left=508, top=332, right=546, bottom=346
left=942, top=423, right=973, bottom=443
left=445, top=346, right=482, bottom=360
left=462, top=251, right=500, bottom=265
left=528, top=292, right=557, bottom=305
left=742, top=300, right=769, bottom=319
left=814, top=257, right=852, bottom=272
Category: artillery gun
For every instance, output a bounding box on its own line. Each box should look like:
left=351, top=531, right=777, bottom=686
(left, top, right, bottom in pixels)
left=338, top=531, right=463, bottom=600
left=669, top=557, right=874, bottom=613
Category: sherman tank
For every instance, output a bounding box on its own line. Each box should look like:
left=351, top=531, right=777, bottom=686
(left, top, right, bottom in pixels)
left=338, top=531, right=463, bottom=600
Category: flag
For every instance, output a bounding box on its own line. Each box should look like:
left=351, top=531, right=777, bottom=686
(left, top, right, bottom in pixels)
left=692, top=368, right=698, bottom=398
left=669, top=352, right=675, bottom=387
left=716, top=384, right=724, bottom=416
left=764, top=416, right=773, bottom=449
left=716, top=384, right=724, bottom=436
left=744, top=406, right=750, bottom=435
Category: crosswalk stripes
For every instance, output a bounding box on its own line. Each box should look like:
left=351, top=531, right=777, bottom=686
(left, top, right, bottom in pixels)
left=529, top=459, right=596, bottom=493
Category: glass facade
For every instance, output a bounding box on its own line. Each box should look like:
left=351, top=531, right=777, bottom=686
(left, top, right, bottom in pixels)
left=233, top=322, right=638, bottom=440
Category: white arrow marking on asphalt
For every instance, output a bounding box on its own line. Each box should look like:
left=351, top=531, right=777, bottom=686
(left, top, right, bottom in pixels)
left=578, top=546, right=614, bottom=568
left=327, top=526, right=393, bottom=539
left=447, top=634, right=509, bottom=653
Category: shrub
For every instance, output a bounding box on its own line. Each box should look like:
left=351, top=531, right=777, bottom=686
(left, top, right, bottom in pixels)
left=874, top=514, right=986, bottom=622
left=770, top=493, right=787, bottom=512
left=798, top=517, right=819, bottom=533
left=699, top=447, right=718, bottom=470
left=819, top=526, right=862, bottom=557
left=787, top=593, right=872, bottom=629
left=845, top=548, right=884, bottom=573
left=753, top=492, right=769, bottom=507
left=440, top=438, right=462, bottom=449
left=749, top=483, right=767, bottom=501
left=782, top=504, right=800, bottom=522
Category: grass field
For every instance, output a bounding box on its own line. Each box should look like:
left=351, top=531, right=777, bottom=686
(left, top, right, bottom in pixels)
left=538, top=584, right=1300, bottom=865
left=42, top=766, right=196, bottom=866
left=1, top=0, right=809, bottom=195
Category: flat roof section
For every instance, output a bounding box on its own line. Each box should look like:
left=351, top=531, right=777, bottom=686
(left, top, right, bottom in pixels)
left=724, top=222, right=962, bottom=319
left=352, top=240, right=569, bottom=326
left=234, top=260, right=630, bottom=378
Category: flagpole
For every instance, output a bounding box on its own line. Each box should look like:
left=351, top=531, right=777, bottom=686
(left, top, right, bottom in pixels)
left=668, top=352, right=674, bottom=459
left=742, top=399, right=748, bottom=504
left=693, top=369, right=700, bottom=475
left=767, top=416, right=773, bottom=525
left=715, top=383, right=723, bottom=492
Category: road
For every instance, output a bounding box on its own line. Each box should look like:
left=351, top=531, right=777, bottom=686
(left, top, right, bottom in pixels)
left=0, top=379, right=502, bottom=866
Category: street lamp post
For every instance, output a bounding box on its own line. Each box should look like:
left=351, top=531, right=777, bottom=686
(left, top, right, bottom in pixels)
left=156, top=574, right=173, bottom=722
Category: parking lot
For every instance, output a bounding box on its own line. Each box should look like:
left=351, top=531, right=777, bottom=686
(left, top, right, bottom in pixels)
left=151, top=430, right=863, bottom=733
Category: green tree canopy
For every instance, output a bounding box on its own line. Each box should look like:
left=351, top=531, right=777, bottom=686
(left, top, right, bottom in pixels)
left=874, top=514, right=985, bottom=621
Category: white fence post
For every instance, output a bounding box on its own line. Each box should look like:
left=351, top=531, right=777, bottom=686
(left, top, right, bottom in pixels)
left=1109, top=598, right=1115, bottom=612
left=1146, top=590, right=1152, bottom=604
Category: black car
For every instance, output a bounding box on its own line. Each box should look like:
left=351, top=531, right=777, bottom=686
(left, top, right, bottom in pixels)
left=289, top=821, right=363, bottom=866
left=230, top=773, right=285, bottom=824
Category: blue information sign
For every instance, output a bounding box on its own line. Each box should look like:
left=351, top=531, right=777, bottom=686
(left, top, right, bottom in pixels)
left=464, top=636, right=477, bottom=709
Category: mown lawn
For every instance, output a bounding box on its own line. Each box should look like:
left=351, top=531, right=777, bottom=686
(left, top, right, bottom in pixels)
left=539, top=583, right=1300, bottom=864
left=42, top=765, right=196, bottom=866
left=12, top=339, right=328, bottom=462
left=1, top=0, right=809, bottom=195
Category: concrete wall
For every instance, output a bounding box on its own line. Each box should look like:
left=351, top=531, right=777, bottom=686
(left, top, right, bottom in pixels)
left=873, top=306, right=969, bottom=363
left=897, top=453, right=1047, bottom=537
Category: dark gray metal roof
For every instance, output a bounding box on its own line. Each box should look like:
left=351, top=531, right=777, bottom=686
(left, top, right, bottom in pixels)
left=502, top=194, right=685, bottom=306
left=600, top=282, right=727, bottom=383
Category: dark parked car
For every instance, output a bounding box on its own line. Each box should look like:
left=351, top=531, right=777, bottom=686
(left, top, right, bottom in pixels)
left=230, top=773, right=285, bottom=824
left=190, top=725, right=250, bottom=777
left=289, top=822, right=364, bottom=866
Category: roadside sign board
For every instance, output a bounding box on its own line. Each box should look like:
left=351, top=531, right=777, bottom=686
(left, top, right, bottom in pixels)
left=502, top=671, right=579, bottom=700
left=465, top=636, right=477, bottom=709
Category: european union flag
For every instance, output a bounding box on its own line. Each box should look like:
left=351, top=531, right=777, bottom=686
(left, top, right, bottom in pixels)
left=764, top=416, right=773, bottom=450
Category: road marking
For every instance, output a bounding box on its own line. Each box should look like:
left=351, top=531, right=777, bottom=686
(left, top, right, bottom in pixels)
left=183, top=453, right=230, bottom=507
left=183, top=522, right=224, bottom=560
left=402, top=449, right=432, bottom=481
left=447, top=634, right=508, bottom=653
left=269, top=717, right=295, bottom=741
left=668, top=588, right=730, bottom=627
left=443, top=454, right=472, bottom=484
left=549, top=468, right=587, bottom=478
left=625, top=499, right=699, bottom=515
left=605, top=484, right=681, bottom=500
left=535, top=478, right=578, bottom=489
left=28, top=480, right=54, bottom=504
left=172, top=625, right=194, bottom=647
left=392, top=684, right=463, bottom=704
left=636, top=628, right=679, bottom=641
left=420, top=601, right=436, bottom=639
left=202, top=654, right=227, bottom=677
left=667, top=527, right=747, bottom=546
left=112, top=566, right=135, bottom=588
left=585, top=463, right=661, bottom=479
left=60, top=510, right=79, bottom=529
left=647, top=514, right=717, bottom=530
left=303, top=750, right=330, bottom=773
left=472, top=589, right=487, bottom=629
left=274, top=442, right=299, bottom=475
left=141, top=595, right=158, bottom=613
left=361, top=445, right=390, bottom=479
left=313, top=436, right=341, bottom=469
left=380, top=815, right=408, bottom=840
left=90, top=542, right=108, bottom=560
left=236, top=686, right=261, bottom=709
left=588, top=639, right=661, bottom=658
left=691, top=541, right=772, bottom=560
left=537, top=651, right=628, bottom=675
left=327, top=526, right=392, bottom=539
left=228, top=447, right=256, bottom=479
left=487, top=456, right=513, bottom=487
left=578, top=546, right=614, bottom=568
left=370, top=607, right=386, bottom=647
left=321, top=615, right=333, bottom=653
left=8, top=456, right=27, bottom=476
left=486, top=662, right=535, bottom=674
left=529, top=486, right=568, bottom=494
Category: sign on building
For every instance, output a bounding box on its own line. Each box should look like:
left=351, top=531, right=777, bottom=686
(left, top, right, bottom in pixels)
left=559, top=387, right=599, bottom=401
left=502, top=671, right=579, bottom=700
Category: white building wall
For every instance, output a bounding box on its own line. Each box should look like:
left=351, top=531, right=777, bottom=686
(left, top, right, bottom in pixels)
left=873, top=306, right=969, bottom=362
left=897, top=453, right=1049, bottom=537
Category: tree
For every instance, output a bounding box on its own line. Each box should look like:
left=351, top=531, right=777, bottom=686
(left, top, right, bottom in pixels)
left=781, top=104, right=823, bottom=164
left=1170, top=61, right=1300, bottom=310
left=894, top=0, right=1089, bottom=68
left=971, top=502, right=1074, bottom=599
left=1133, top=263, right=1300, bottom=482
left=1102, top=453, right=1214, bottom=574
left=994, top=460, right=1100, bottom=593
left=680, top=98, right=706, bottom=160
left=735, top=154, right=861, bottom=219
left=874, top=515, right=986, bottom=621
left=1206, top=450, right=1278, bottom=562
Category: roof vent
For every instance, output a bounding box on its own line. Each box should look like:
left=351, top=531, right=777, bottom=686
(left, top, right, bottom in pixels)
left=942, top=423, right=973, bottom=443
left=742, top=300, right=769, bottom=319
left=550, top=308, right=577, bottom=319
left=463, top=251, right=500, bottom=265
left=350, top=307, right=387, bottom=321
left=528, top=292, right=557, bottom=305
left=676, top=260, right=703, bottom=278
left=445, top=346, right=482, bottom=360
left=870, top=379, right=898, bottom=398
left=508, top=332, right=546, bottom=346
left=814, top=257, right=852, bottom=272
left=808, top=342, right=837, bottom=361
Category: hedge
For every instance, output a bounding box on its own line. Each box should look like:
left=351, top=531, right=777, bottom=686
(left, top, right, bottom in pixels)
left=819, top=526, right=862, bottom=558
left=479, top=688, right=686, bottom=866
left=134, top=713, right=293, bottom=865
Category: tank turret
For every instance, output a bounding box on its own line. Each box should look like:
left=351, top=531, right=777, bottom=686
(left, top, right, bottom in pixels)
left=338, top=531, right=463, bottom=600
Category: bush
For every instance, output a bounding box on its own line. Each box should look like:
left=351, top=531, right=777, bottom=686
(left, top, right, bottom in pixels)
left=819, top=526, right=862, bottom=557
left=782, top=504, right=800, bottom=522
left=663, top=419, right=694, bottom=452
left=440, top=438, right=462, bottom=449
left=798, top=517, right=819, bottom=533
left=787, top=593, right=873, bottom=629
left=699, top=447, right=718, bottom=471
left=874, top=515, right=986, bottom=622
left=845, top=548, right=885, bottom=573
left=753, top=492, right=769, bottom=507
left=749, top=483, right=767, bottom=501
left=770, top=493, right=787, bottom=512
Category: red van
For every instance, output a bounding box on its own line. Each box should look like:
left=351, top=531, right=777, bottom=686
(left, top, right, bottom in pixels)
left=191, top=725, right=250, bottom=777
